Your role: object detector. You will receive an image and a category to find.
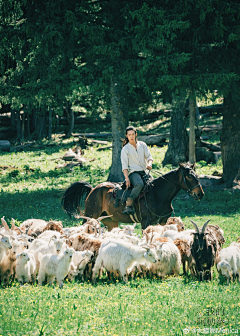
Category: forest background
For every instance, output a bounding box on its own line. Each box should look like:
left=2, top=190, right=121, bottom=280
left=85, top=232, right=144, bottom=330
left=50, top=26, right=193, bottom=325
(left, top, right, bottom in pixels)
left=0, top=0, right=240, bottom=188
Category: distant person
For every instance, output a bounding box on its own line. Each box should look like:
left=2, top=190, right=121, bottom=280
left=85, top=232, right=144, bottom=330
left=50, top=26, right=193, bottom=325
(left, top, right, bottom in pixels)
left=121, top=126, right=153, bottom=215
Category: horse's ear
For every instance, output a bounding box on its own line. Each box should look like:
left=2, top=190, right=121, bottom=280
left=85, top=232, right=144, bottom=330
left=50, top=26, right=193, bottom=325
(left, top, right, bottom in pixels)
left=191, top=162, right=196, bottom=170
left=178, top=162, right=184, bottom=169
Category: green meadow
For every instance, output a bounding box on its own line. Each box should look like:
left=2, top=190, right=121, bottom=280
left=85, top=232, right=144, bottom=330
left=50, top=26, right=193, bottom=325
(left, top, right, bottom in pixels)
left=0, top=134, right=239, bottom=335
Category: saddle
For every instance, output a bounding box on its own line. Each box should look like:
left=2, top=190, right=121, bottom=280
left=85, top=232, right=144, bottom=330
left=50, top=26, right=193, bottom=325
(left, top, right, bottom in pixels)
left=112, top=173, right=153, bottom=208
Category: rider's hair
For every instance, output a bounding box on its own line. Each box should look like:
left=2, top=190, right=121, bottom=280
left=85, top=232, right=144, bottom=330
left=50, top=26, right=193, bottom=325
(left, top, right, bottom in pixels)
left=122, top=126, right=137, bottom=147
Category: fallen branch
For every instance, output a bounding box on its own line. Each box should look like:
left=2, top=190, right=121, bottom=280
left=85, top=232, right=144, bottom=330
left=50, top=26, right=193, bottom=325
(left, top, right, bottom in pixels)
left=97, top=145, right=113, bottom=151
left=10, top=142, right=34, bottom=152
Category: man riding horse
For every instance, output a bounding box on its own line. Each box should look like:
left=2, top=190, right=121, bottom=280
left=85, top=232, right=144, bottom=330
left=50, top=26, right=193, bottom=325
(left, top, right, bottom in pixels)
left=121, top=126, right=153, bottom=215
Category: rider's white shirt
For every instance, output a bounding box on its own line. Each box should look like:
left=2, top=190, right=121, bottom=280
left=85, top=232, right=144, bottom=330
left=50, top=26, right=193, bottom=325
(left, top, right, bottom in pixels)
left=121, top=141, right=153, bottom=175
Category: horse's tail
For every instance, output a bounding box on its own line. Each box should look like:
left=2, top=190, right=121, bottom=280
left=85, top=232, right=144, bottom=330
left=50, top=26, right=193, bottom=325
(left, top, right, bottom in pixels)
left=61, top=181, right=93, bottom=218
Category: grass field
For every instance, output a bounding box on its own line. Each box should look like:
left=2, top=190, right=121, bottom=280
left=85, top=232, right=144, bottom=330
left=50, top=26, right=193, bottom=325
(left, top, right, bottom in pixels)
left=0, top=119, right=239, bottom=335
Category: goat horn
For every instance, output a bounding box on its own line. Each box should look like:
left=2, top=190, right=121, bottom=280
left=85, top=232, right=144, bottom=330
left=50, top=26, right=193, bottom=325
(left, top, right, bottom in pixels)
left=190, top=220, right=199, bottom=234
left=150, top=228, right=154, bottom=243
left=17, top=227, right=23, bottom=234
left=11, top=218, right=16, bottom=228
left=97, top=215, right=113, bottom=222
left=202, top=220, right=210, bottom=234
left=141, top=245, right=150, bottom=251
left=1, top=216, right=10, bottom=231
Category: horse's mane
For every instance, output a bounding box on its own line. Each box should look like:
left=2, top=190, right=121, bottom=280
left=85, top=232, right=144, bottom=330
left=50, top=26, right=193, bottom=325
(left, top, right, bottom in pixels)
left=150, top=167, right=179, bottom=185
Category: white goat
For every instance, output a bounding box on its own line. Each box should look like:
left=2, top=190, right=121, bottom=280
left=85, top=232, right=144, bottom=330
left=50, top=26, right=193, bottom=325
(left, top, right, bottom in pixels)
left=38, top=247, right=74, bottom=288
left=37, top=230, right=61, bottom=241
left=150, top=241, right=181, bottom=279
left=0, top=239, right=27, bottom=284
left=34, top=238, right=66, bottom=271
left=166, top=216, right=185, bottom=231
left=162, top=229, right=194, bottom=245
left=68, top=250, right=94, bottom=281
left=16, top=251, right=36, bottom=285
left=28, top=238, right=48, bottom=253
left=92, top=238, right=157, bottom=283
left=111, top=224, right=136, bottom=236
left=217, top=245, right=240, bottom=284
left=0, top=234, right=12, bottom=264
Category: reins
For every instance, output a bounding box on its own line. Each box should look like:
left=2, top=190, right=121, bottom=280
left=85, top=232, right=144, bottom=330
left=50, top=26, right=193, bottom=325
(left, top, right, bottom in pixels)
left=139, top=167, right=200, bottom=224
left=151, top=169, right=201, bottom=195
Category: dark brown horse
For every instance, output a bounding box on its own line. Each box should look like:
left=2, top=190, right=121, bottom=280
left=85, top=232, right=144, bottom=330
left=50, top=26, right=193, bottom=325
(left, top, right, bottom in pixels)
left=62, top=163, right=204, bottom=230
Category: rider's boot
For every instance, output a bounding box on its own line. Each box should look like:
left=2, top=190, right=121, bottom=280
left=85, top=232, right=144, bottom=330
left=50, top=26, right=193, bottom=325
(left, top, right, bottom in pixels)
left=123, top=198, right=135, bottom=215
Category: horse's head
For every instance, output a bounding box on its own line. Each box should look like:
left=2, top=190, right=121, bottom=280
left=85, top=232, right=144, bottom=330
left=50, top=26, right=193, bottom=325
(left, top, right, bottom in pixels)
left=179, top=162, right=204, bottom=200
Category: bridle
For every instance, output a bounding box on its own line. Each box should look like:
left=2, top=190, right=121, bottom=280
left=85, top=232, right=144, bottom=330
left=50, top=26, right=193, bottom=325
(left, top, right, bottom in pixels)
left=180, top=169, right=202, bottom=196
left=140, top=168, right=202, bottom=225
left=151, top=168, right=201, bottom=196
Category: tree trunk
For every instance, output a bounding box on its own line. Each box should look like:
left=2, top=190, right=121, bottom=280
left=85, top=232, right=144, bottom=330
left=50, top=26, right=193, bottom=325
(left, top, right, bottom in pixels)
left=65, top=101, right=74, bottom=138
left=221, top=86, right=240, bottom=187
left=48, top=108, right=52, bottom=140
left=27, top=111, right=31, bottom=138
left=16, top=110, right=22, bottom=141
left=107, top=76, right=128, bottom=182
left=163, top=92, right=188, bottom=166
left=38, top=110, right=46, bottom=140
left=21, top=111, right=25, bottom=139
left=31, top=107, right=37, bottom=132
left=10, top=108, right=15, bottom=129
left=32, top=106, right=46, bottom=140
left=188, top=92, right=196, bottom=164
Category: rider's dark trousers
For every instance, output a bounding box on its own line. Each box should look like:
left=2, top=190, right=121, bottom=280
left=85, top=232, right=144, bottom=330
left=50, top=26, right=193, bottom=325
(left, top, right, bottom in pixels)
left=128, top=171, right=144, bottom=200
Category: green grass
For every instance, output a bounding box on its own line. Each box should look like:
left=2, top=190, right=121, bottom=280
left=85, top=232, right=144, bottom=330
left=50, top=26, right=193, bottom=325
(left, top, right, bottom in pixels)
left=0, top=133, right=239, bottom=336
left=0, top=279, right=239, bottom=336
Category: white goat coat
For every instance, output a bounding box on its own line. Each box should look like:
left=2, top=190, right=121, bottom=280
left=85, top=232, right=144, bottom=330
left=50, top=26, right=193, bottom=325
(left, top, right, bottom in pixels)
left=38, top=248, right=74, bottom=287
left=217, top=245, right=240, bottom=283
left=0, top=240, right=27, bottom=283
left=34, top=239, right=66, bottom=271
left=0, top=236, right=12, bottom=264
left=37, top=230, right=61, bottom=241
left=16, top=252, right=36, bottom=284
left=151, top=241, right=181, bottom=278
left=162, top=230, right=194, bottom=245
left=93, top=238, right=157, bottom=283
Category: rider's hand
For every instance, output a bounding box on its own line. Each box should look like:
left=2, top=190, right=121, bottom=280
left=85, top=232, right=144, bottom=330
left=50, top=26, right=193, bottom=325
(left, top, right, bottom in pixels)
left=146, top=164, right=152, bottom=171
left=126, top=178, right=131, bottom=188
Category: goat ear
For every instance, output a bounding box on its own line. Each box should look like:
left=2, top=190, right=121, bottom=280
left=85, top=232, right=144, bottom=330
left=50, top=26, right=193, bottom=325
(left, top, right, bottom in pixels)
left=144, top=252, right=148, bottom=258
left=187, top=248, right=191, bottom=258
left=16, top=254, right=20, bottom=259
left=133, top=223, right=136, bottom=228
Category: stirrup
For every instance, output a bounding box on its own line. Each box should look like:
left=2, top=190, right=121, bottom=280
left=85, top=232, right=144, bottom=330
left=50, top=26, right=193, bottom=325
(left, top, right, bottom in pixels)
left=123, top=206, right=135, bottom=215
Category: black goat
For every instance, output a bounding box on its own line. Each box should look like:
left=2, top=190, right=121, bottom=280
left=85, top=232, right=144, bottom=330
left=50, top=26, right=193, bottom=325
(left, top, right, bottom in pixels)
left=190, top=220, right=218, bottom=281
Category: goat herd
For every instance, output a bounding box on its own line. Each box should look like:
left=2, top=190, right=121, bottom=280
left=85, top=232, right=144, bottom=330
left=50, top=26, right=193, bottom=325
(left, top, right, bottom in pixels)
left=0, top=216, right=239, bottom=287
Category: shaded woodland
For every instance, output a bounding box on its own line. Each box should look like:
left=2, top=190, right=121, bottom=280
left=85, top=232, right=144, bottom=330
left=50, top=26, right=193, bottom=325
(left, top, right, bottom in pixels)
left=0, top=0, right=240, bottom=186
